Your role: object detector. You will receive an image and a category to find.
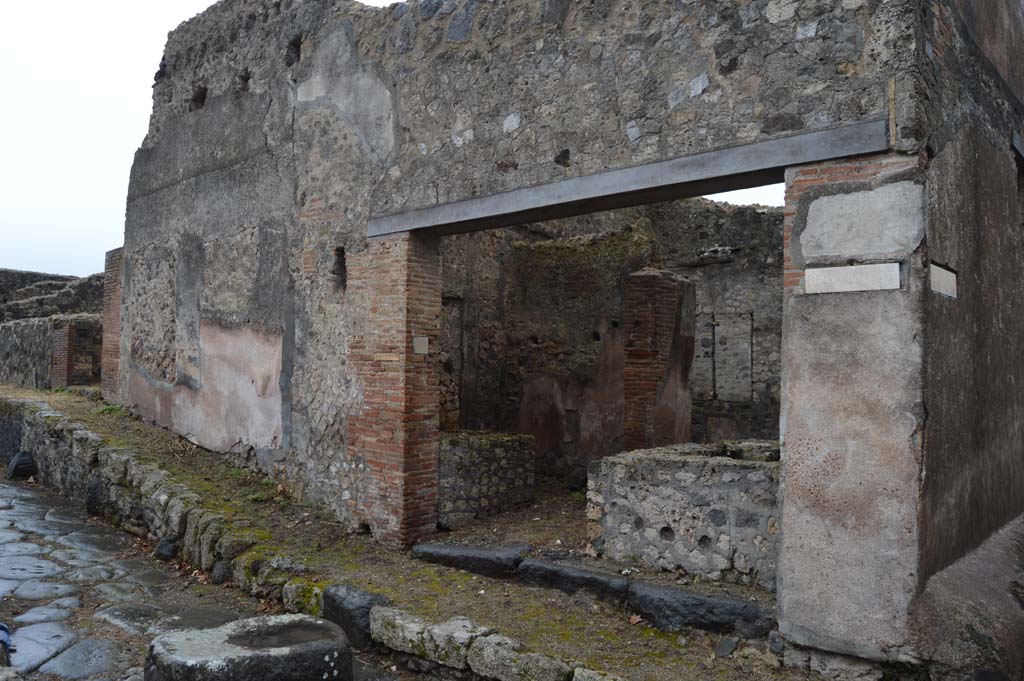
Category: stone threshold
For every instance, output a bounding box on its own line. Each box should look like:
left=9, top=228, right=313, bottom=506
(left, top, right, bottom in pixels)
left=0, top=393, right=661, bottom=681
left=410, top=544, right=774, bottom=638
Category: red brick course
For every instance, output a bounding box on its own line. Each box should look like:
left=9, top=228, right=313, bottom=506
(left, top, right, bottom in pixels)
left=623, top=270, right=694, bottom=451
left=783, top=154, right=922, bottom=291
left=101, top=248, right=123, bottom=402
left=347, top=233, right=442, bottom=546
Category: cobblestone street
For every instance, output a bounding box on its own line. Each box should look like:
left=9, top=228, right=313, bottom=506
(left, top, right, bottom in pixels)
left=0, top=479, right=401, bottom=680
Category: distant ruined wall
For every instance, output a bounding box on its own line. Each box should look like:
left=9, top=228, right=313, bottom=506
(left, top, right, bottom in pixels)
left=121, top=0, right=920, bottom=528
left=0, top=314, right=103, bottom=390
left=0, top=273, right=103, bottom=323
left=0, top=268, right=75, bottom=304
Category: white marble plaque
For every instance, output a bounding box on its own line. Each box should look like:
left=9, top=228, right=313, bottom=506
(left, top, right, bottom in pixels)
left=804, top=263, right=901, bottom=294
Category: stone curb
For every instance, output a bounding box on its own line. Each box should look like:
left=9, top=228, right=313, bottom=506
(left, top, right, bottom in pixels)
left=411, top=542, right=775, bottom=637
left=411, top=542, right=531, bottom=578
left=0, top=396, right=622, bottom=681
left=368, top=605, right=620, bottom=681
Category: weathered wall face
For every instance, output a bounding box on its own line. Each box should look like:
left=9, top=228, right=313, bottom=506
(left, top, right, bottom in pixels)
left=778, top=153, right=926, bottom=663
left=919, top=127, right=1024, bottom=577
left=123, top=0, right=921, bottom=526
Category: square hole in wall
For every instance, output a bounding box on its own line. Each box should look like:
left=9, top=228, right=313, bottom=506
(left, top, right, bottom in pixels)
left=332, top=247, right=347, bottom=291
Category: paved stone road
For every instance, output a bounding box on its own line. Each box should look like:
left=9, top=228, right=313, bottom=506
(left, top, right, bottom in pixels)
left=0, top=480, right=404, bottom=680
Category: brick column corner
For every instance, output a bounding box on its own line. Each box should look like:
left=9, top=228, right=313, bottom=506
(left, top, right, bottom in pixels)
left=347, top=233, right=442, bottom=547
left=101, top=247, right=124, bottom=402
left=623, top=269, right=696, bottom=451
left=49, top=323, right=73, bottom=389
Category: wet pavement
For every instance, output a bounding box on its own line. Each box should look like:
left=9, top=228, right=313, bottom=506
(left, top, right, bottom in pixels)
left=0, top=480, right=404, bottom=680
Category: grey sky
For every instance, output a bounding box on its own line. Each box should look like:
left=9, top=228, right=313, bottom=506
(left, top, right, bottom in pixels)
left=0, top=0, right=781, bottom=278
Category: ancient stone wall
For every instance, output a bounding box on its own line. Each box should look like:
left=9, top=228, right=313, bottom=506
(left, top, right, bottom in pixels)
left=49, top=317, right=104, bottom=389
left=437, top=431, right=535, bottom=530
left=0, top=314, right=103, bottom=390
left=915, top=0, right=1024, bottom=583
left=121, top=0, right=920, bottom=529
left=0, top=273, right=103, bottom=323
left=588, top=441, right=780, bottom=592
left=0, top=268, right=75, bottom=304
left=438, top=199, right=783, bottom=483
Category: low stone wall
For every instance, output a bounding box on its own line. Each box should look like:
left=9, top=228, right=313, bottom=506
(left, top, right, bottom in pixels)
left=0, top=313, right=102, bottom=389
left=0, top=395, right=624, bottom=681
left=438, top=431, right=535, bottom=530
left=588, top=441, right=780, bottom=592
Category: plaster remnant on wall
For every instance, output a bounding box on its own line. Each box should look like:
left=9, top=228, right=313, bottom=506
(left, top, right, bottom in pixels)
left=804, top=263, right=902, bottom=295
left=800, top=182, right=925, bottom=264
left=296, top=28, right=395, bottom=162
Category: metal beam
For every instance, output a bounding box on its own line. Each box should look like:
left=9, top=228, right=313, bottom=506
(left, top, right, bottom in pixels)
left=368, top=118, right=890, bottom=238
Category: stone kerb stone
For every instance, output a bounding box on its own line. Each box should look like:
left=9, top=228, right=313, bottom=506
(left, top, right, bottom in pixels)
left=1, top=395, right=629, bottom=681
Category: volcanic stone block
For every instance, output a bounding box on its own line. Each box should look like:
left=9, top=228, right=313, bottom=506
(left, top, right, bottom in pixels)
left=515, top=559, right=628, bottom=603
left=626, top=582, right=773, bottom=638
left=411, top=543, right=530, bottom=578
left=322, top=584, right=391, bottom=649
left=145, top=614, right=351, bottom=681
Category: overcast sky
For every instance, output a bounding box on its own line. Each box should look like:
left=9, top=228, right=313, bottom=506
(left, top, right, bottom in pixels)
left=0, top=1, right=782, bottom=278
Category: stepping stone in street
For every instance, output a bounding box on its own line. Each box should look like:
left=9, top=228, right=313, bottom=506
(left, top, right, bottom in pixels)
left=50, top=547, right=112, bottom=567
left=146, top=615, right=352, bottom=681
left=49, top=597, right=82, bottom=609
left=0, top=529, right=24, bottom=543
left=123, top=567, right=172, bottom=587
left=0, top=542, right=47, bottom=557
left=9, top=622, right=78, bottom=673
left=44, top=507, right=89, bottom=524
left=65, top=565, right=122, bottom=583
left=14, top=581, right=79, bottom=600
left=16, top=519, right=83, bottom=538
left=0, top=579, right=22, bottom=596
left=0, top=556, right=63, bottom=580
left=96, top=603, right=169, bottom=636
left=93, top=582, right=144, bottom=603
left=39, top=638, right=126, bottom=679
left=14, top=605, right=73, bottom=624
left=59, top=529, right=129, bottom=553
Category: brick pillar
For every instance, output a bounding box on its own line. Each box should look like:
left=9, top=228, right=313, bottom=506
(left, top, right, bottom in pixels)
left=49, top=323, right=73, bottom=389
left=347, top=233, right=441, bottom=546
left=623, top=269, right=696, bottom=451
left=101, top=248, right=123, bottom=402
